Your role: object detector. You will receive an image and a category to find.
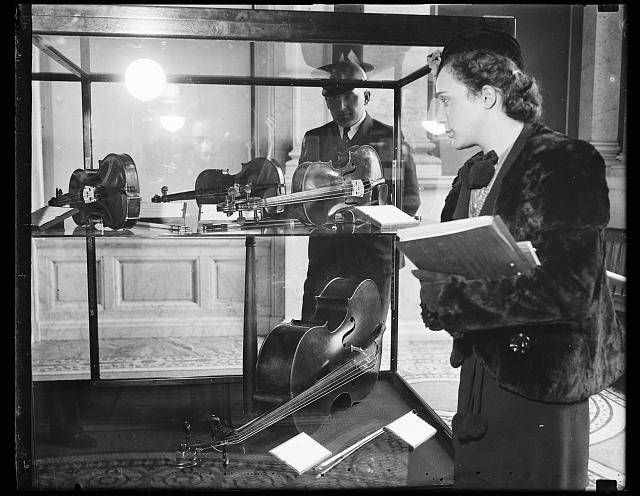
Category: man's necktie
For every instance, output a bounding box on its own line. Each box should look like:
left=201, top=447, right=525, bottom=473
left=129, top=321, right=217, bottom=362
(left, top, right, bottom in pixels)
left=460, top=150, right=499, bottom=189
left=342, top=126, right=351, bottom=144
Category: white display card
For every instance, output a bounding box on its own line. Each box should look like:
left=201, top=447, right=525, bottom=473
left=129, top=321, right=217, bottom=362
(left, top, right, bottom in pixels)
left=384, top=410, right=437, bottom=449
left=269, top=432, right=332, bottom=474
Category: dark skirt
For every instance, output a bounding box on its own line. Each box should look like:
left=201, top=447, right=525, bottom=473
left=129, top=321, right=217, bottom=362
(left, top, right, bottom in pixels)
left=454, top=353, right=589, bottom=490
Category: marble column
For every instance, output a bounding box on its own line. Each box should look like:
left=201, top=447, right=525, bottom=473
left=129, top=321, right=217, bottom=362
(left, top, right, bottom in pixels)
left=579, top=5, right=626, bottom=228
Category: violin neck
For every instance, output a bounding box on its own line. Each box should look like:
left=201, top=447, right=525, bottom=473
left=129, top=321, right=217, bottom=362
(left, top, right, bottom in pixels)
left=153, top=189, right=230, bottom=203
left=261, top=178, right=381, bottom=209
left=219, top=345, right=379, bottom=446
left=49, top=186, right=103, bottom=206
left=156, top=190, right=198, bottom=202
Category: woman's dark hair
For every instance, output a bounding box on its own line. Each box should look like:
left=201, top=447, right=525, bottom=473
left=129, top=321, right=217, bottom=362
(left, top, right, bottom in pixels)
left=440, top=49, right=543, bottom=123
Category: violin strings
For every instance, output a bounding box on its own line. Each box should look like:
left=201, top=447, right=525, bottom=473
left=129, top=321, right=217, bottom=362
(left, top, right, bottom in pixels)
left=223, top=348, right=380, bottom=445
left=50, top=187, right=106, bottom=206
left=263, top=183, right=376, bottom=208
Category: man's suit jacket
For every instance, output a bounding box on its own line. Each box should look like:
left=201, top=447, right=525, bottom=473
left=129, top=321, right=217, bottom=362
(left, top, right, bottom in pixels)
left=420, top=122, right=624, bottom=403
left=298, top=113, right=421, bottom=321
left=299, top=113, right=420, bottom=216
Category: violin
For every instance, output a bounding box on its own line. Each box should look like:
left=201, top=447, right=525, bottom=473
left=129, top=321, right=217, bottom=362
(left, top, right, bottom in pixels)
left=151, top=157, right=285, bottom=208
left=217, top=145, right=386, bottom=226
left=175, top=277, right=385, bottom=467
left=48, top=153, right=141, bottom=230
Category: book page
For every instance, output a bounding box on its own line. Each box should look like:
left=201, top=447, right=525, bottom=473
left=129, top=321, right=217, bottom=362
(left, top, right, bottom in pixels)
left=398, top=215, right=535, bottom=278
left=269, top=432, right=332, bottom=474
left=397, top=215, right=494, bottom=242
left=517, top=241, right=541, bottom=266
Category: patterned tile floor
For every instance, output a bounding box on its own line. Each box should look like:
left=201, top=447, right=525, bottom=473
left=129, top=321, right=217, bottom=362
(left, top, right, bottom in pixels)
left=31, top=327, right=625, bottom=490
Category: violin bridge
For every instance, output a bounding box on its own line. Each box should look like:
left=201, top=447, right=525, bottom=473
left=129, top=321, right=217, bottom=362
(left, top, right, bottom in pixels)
left=349, top=180, right=365, bottom=197
left=82, top=185, right=97, bottom=203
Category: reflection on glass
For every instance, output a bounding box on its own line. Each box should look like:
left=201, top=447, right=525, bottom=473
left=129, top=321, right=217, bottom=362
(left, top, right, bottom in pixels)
left=33, top=35, right=433, bottom=82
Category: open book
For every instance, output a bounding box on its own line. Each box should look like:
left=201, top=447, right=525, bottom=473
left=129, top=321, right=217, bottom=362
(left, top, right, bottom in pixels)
left=397, top=215, right=540, bottom=278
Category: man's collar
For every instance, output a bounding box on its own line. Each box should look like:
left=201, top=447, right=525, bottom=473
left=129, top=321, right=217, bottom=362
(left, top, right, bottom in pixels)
left=337, top=111, right=367, bottom=140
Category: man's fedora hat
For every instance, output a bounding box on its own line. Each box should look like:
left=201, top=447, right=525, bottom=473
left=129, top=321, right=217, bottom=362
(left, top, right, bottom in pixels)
left=319, top=60, right=369, bottom=98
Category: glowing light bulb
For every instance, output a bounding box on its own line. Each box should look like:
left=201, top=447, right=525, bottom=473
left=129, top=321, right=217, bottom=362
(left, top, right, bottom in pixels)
left=160, top=115, right=186, bottom=132
left=125, top=58, right=166, bottom=101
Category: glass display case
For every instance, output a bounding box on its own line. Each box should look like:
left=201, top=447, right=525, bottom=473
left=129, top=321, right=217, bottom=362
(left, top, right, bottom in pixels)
left=15, top=4, right=514, bottom=490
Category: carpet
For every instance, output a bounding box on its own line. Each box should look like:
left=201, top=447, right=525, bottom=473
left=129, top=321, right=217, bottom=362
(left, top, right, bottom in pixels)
left=35, top=435, right=415, bottom=490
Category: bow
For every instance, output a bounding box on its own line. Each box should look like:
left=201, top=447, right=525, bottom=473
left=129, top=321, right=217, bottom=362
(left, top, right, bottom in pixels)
left=460, top=150, right=498, bottom=190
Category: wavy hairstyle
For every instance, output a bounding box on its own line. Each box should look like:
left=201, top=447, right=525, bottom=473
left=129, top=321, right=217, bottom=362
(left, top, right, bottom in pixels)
left=439, top=50, right=543, bottom=123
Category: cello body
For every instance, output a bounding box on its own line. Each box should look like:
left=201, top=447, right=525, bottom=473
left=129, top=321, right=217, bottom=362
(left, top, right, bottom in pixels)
left=48, top=153, right=141, bottom=230
left=254, top=277, right=384, bottom=432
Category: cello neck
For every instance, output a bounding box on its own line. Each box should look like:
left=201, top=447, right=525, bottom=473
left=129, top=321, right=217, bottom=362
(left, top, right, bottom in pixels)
left=218, top=343, right=380, bottom=447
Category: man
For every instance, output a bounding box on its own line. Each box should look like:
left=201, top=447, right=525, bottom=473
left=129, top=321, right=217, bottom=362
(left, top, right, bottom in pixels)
left=414, top=28, right=624, bottom=489
left=299, top=60, right=420, bottom=323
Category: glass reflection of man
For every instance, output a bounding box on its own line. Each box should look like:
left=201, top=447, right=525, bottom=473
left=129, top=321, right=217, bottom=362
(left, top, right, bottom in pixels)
left=298, top=60, right=421, bottom=324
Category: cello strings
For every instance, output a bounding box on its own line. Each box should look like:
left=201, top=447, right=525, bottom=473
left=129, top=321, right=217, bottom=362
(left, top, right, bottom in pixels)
left=227, top=354, right=377, bottom=444
left=223, top=357, right=373, bottom=444
left=225, top=363, right=371, bottom=445
left=222, top=348, right=380, bottom=445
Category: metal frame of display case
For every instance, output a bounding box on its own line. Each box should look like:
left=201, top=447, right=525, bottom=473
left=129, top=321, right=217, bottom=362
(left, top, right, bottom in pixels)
left=15, top=4, right=514, bottom=488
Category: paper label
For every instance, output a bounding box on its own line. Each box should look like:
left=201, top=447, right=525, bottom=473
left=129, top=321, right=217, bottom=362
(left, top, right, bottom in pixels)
left=384, top=410, right=437, bottom=449
left=269, top=432, right=332, bottom=474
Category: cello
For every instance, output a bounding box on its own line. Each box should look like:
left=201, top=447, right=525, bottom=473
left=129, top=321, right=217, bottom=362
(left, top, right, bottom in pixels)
left=150, top=157, right=285, bottom=209
left=175, top=277, right=385, bottom=467
left=48, top=153, right=141, bottom=230
left=217, top=145, right=387, bottom=226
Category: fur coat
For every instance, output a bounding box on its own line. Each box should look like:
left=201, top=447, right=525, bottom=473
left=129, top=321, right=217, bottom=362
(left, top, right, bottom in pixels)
left=419, top=122, right=625, bottom=403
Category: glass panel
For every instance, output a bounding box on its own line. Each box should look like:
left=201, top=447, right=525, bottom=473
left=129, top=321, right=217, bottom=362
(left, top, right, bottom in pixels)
left=35, top=35, right=430, bottom=81
left=31, top=81, right=84, bottom=213
left=254, top=41, right=431, bottom=81
left=395, top=66, right=477, bottom=428
left=91, top=82, right=252, bottom=199
left=31, top=238, right=92, bottom=383
left=32, top=43, right=72, bottom=74
left=94, top=237, right=251, bottom=380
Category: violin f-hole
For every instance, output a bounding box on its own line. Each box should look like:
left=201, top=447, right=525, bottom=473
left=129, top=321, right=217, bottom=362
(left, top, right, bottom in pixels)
left=341, top=317, right=356, bottom=347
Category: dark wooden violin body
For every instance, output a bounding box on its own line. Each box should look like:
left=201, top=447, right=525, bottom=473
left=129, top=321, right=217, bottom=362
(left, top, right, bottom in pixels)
left=219, top=145, right=386, bottom=226
left=48, top=153, right=141, bottom=230
left=151, top=157, right=285, bottom=208
left=254, top=277, right=385, bottom=432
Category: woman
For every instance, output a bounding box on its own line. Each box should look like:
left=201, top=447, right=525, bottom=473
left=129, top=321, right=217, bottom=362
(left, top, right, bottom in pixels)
left=414, top=27, right=624, bottom=490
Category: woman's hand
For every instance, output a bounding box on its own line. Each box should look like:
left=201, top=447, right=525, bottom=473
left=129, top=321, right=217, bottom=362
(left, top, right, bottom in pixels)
left=412, top=269, right=449, bottom=308
left=412, top=269, right=450, bottom=330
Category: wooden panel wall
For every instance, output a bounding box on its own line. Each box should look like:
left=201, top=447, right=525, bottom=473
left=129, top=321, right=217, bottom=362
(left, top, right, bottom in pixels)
left=31, top=237, right=285, bottom=342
